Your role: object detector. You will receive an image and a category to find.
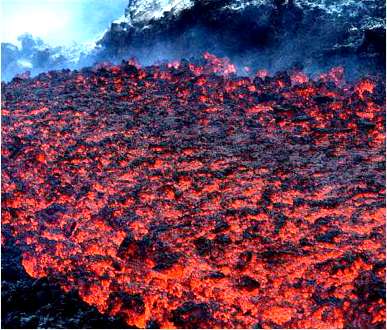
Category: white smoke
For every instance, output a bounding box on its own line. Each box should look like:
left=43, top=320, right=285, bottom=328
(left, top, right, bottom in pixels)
left=1, top=0, right=128, bottom=47
left=1, top=0, right=129, bottom=81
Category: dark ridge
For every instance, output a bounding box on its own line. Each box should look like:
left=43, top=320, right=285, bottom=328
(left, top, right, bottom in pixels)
left=99, top=0, right=386, bottom=78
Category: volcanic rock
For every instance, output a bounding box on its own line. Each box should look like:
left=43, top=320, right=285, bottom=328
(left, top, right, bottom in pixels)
left=1, top=55, right=385, bottom=328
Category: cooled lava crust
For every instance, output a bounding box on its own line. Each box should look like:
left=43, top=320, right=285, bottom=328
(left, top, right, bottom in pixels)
left=2, top=54, right=386, bottom=328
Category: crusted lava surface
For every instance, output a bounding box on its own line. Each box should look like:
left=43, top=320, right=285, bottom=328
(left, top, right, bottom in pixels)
left=1, top=231, right=129, bottom=329
left=1, top=54, right=386, bottom=328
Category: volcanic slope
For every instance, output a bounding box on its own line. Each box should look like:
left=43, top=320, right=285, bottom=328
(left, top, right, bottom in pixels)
left=2, top=55, right=385, bottom=328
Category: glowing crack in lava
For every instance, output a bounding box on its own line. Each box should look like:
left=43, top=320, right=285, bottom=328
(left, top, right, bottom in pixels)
left=1, top=54, right=386, bottom=328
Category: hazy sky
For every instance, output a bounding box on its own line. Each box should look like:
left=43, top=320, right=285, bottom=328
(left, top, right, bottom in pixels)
left=1, top=0, right=128, bottom=46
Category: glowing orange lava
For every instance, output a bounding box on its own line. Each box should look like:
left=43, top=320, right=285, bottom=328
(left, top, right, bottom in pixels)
left=1, top=54, right=385, bottom=328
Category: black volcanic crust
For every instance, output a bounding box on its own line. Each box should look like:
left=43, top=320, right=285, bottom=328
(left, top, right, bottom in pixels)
left=99, top=0, right=386, bottom=76
left=1, top=228, right=130, bottom=329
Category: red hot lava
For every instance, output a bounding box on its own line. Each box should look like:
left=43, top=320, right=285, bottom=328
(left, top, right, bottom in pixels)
left=1, top=54, right=386, bottom=328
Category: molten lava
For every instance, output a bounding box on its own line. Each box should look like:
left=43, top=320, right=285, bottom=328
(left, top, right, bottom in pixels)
left=1, top=54, right=385, bottom=328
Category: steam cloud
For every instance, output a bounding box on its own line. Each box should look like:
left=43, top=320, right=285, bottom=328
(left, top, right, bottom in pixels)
left=1, top=0, right=127, bottom=81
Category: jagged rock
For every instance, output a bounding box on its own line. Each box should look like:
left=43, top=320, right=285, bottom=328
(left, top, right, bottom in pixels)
left=98, top=0, right=385, bottom=77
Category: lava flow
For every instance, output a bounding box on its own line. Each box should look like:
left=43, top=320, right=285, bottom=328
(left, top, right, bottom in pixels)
left=1, top=54, right=386, bottom=328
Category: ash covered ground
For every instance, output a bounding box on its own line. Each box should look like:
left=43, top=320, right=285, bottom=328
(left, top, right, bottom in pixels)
left=1, top=1, right=386, bottom=329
